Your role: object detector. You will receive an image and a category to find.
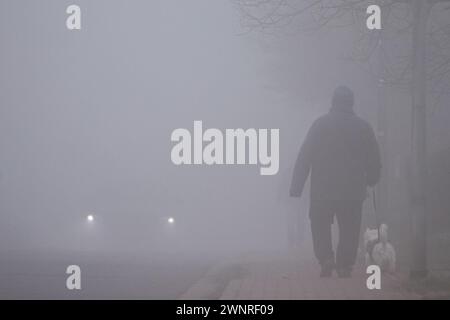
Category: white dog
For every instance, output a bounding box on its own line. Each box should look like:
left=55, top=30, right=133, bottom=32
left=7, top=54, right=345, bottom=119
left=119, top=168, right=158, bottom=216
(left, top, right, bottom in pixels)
left=364, top=224, right=396, bottom=273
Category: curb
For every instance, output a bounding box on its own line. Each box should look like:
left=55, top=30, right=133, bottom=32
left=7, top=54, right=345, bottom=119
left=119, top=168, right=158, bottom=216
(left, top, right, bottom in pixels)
left=178, top=255, right=249, bottom=300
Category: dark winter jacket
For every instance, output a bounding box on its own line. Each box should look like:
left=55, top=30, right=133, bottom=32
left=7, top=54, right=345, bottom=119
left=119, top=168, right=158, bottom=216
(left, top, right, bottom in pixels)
left=290, top=93, right=381, bottom=202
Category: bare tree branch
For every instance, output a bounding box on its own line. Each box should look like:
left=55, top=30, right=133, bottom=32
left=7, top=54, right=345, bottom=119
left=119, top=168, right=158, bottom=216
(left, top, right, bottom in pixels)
left=232, top=0, right=450, bottom=100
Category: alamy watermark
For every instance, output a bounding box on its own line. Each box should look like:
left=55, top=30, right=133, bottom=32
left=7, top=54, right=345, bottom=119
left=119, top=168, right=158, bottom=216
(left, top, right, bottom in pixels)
left=171, top=121, right=279, bottom=176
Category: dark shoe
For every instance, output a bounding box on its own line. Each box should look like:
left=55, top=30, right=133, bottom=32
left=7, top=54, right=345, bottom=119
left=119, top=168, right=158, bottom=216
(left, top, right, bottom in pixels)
left=336, top=267, right=352, bottom=278
left=320, top=261, right=335, bottom=278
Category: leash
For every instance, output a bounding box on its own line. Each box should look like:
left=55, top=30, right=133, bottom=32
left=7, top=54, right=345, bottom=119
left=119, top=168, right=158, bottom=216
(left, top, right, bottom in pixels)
left=366, top=188, right=382, bottom=264
left=371, top=188, right=381, bottom=241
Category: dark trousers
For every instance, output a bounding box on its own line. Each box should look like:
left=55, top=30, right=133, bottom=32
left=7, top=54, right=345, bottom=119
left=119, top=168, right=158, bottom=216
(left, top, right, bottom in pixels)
left=309, top=200, right=363, bottom=269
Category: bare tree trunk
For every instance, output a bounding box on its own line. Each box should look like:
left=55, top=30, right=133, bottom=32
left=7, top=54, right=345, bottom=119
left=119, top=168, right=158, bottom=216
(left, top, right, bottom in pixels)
left=410, top=0, right=431, bottom=279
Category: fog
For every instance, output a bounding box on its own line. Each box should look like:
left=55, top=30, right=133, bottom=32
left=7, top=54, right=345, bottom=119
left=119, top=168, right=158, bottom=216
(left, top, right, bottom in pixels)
left=0, top=1, right=449, bottom=299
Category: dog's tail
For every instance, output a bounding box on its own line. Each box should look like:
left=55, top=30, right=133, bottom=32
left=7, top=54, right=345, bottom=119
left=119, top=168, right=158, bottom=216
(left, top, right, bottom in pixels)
left=379, top=224, right=388, bottom=245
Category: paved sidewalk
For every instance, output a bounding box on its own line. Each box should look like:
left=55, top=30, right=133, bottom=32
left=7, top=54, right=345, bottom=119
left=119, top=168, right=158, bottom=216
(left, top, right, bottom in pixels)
left=219, top=252, right=422, bottom=300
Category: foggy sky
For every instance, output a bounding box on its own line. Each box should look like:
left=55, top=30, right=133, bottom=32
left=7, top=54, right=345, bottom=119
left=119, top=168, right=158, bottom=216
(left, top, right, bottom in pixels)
left=0, top=1, right=389, bottom=255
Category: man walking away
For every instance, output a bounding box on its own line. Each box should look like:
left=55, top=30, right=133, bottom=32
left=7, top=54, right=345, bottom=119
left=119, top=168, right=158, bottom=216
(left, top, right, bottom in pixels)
left=290, top=86, right=381, bottom=278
